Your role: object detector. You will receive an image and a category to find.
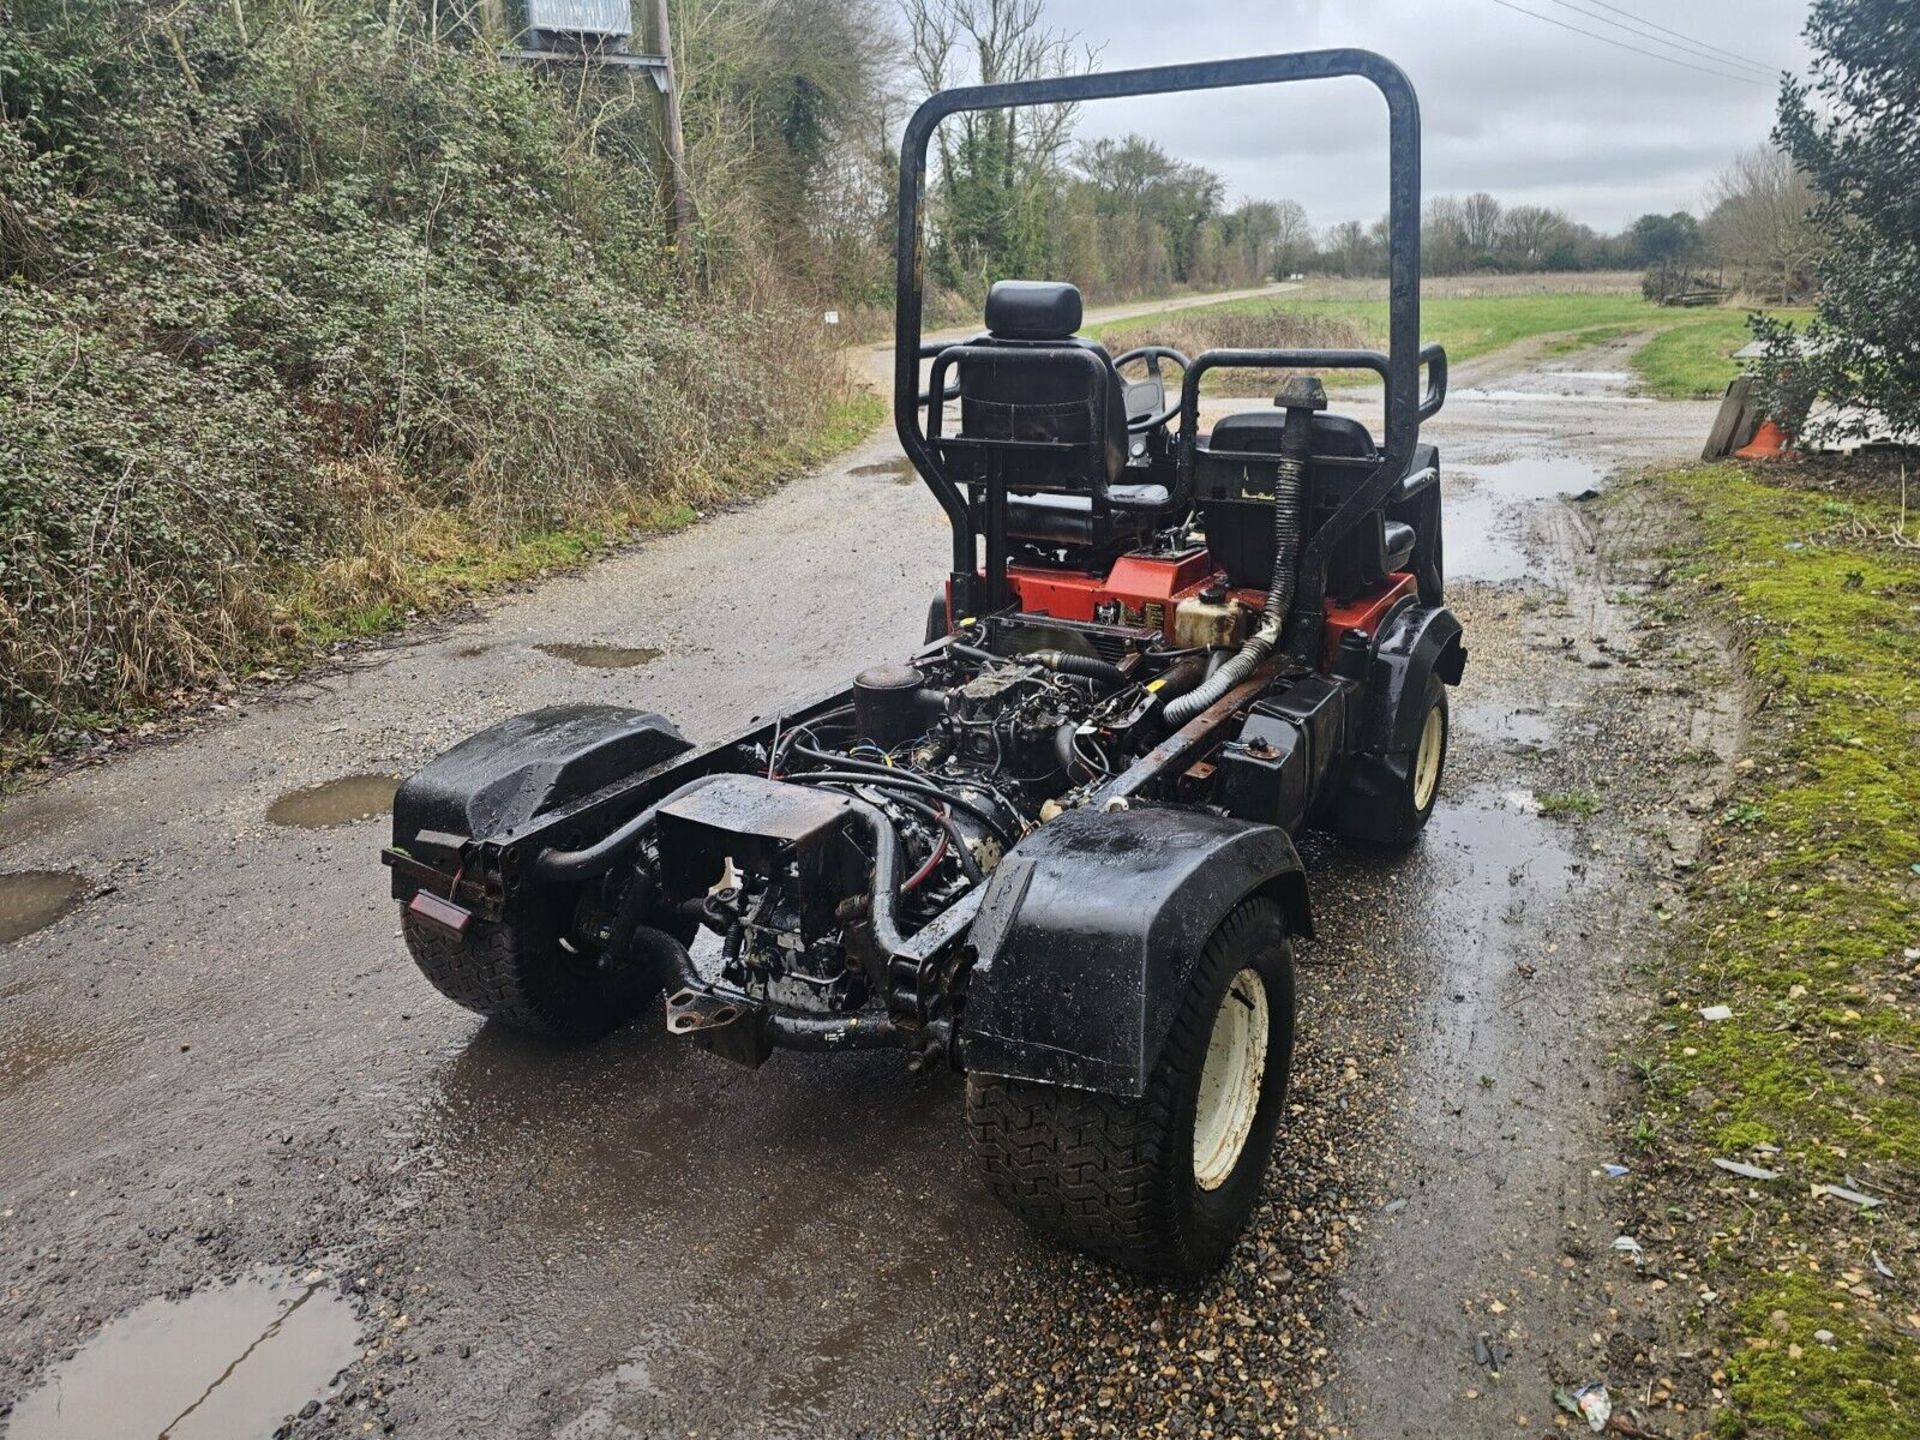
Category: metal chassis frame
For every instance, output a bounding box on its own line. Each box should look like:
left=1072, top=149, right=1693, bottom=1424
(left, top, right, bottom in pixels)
left=893, top=49, right=1424, bottom=659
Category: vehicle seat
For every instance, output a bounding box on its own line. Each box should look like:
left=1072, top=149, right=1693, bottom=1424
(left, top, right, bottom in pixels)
left=949, top=281, right=1163, bottom=549
left=1202, top=411, right=1416, bottom=595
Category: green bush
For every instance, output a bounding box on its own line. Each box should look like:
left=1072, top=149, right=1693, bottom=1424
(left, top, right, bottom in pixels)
left=0, top=0, right=841, bottom=751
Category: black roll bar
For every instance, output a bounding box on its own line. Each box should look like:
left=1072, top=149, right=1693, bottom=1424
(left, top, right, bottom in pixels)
left=894, top=50, right=1423, bottom=638
left=1175, top=342, right=1449, bottom=442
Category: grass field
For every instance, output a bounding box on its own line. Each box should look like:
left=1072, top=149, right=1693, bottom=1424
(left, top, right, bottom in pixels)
left=1093, top=284, right=1811, bottom=403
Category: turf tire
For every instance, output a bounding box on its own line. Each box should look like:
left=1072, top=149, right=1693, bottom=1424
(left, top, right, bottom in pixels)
left=965, top=895, right=1296, bottom=1280
left=1384, top=673, right=1448, bottom=846
left=400, top=897, right=661, bottom=1041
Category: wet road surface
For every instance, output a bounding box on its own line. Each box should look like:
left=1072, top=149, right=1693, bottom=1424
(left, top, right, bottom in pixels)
left=1, top=332, right=1729, bottom=1437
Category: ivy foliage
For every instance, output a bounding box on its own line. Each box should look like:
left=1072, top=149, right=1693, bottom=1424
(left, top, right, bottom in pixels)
left=1754, top=0, right=1920, bottom=442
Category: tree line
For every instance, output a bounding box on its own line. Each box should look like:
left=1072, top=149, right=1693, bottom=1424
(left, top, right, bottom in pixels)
left=803, top=0, right=1809, bottom=311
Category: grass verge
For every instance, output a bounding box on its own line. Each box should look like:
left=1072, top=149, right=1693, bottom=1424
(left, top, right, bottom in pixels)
left=1621, top=458, right=1920, bottom=1437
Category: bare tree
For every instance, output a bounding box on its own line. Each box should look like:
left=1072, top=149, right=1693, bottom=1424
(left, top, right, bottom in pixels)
left=1459, top=191, right=1502, bottom=255
left=903, top=0, right=1095, bottom=287
left=1271, top=198, right=1313, bottom=275
left=1498, top=205, right=1570, bottom=268
left=1704, top=145, right=1821, bottom=302
left=1423, top=195, right=1468, bottom=274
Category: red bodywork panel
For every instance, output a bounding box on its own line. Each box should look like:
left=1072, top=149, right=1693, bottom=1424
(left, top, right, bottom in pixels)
left=954, top=552, right=1417, bottom=671
left=1317, top=573, right=1418, bottom=668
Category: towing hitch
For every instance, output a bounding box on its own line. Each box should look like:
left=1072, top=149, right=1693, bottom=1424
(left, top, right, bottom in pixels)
left=665, top=986, right=774, bottom=1069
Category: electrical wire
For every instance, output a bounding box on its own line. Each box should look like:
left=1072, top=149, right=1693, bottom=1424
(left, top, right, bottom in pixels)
left=1580, top=0, right=1783, bottom=79
left=1487, top=0, right=1772, bottom=88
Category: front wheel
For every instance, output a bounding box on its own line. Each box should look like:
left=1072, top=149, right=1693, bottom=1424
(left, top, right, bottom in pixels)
left=1329, top=674, right=1449, bottom=847
left=966, top=895, right=1296, bottom=1279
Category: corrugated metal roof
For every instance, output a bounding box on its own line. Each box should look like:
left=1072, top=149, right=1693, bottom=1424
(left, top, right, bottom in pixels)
left=527, top=0, right=633, bottom=38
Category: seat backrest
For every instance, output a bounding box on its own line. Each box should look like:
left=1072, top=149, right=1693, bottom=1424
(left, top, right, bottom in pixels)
left=1198, top=409, right=1408, bottom=598
left=953, top=281, right=1128, bottom=490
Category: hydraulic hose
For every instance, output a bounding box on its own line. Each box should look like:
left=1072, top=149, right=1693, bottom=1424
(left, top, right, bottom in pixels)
left=1028, top=650, right=1126, bottom=688
left=533, top=773, right=726, bottom=882
left=629, top=920, right=703, bottom=993
left=1162, top=384, right=1317, bottom=725
left=951, top=641, right=1126, bottom=691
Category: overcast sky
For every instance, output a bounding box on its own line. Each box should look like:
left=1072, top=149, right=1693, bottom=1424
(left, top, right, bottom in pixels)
left=1030, top=0, right=1814, bottom=233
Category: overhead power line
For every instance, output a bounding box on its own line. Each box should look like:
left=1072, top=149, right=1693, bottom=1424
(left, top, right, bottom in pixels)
left=1582, top=0, right=1784, bottom=79
left=1486, top=0, right=1773, bottom=89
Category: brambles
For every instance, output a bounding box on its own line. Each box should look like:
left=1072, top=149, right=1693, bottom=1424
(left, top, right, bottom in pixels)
left=0, top=1, right=866, bottom=761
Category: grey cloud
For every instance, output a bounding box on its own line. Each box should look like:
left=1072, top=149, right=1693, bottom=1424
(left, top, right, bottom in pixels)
left=1028, top=0, right=1811, bottom=229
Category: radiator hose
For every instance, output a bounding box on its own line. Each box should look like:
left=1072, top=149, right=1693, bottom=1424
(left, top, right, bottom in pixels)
left=1162, top=378, right=1324, bottom=725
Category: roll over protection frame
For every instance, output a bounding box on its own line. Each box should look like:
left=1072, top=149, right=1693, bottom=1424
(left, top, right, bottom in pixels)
left=893, top=49, right=1428, bottom=652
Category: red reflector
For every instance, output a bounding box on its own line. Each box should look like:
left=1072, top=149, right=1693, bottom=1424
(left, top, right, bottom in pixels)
left=407, top=889, right=473, bottom=936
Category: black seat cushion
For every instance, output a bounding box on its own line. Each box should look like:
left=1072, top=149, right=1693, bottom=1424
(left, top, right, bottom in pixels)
left=1198, top=409, right=1421, bottom=595
left=954, top=280, right=1129, bottom=497
left=1000, top=486, right=1168, bottom=549
left=1207, top=411, right=1376, bottom=464
left=985, top=280, right=1083, bottom=340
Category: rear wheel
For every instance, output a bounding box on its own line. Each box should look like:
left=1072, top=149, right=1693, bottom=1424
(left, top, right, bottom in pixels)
left=400, top=893, right=662, bottom=1041
left=966, top=896, right=1295, bottom=1279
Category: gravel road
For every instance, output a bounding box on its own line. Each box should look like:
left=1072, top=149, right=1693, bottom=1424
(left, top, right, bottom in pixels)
left=1, top=330, right=1731, bottom=1440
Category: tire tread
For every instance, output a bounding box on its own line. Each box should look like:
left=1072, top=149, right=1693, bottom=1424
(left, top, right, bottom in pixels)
left=965, top=898, right=1286, bottom=1277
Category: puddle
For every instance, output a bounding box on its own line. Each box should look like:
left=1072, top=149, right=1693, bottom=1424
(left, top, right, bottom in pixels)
left=1446, top=455, right=1605, bottom=583
left=536, top=642, right=664, bottom=669
left=0, top=870, right=90, bottom=945
left=850, top=458, right=916, bottom=485
left=265, top=775, right=401, bottom=830
left=1454, top=700, right=1553, bottom=749
left=763, top=1314, right=868, bottom=1434
left=0, top=1020, right=91, bottom=1094
left=1453, top=388, right=1650, bottom=405
left=5, top=1267, right=361, bottom=1440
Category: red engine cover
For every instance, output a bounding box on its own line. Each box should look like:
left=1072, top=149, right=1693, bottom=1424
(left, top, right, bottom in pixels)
left=953, top=552, right=1417, bottom=670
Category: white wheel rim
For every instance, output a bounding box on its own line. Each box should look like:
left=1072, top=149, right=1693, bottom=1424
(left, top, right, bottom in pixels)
left=1192, top=967, right=1270, bottom=1191
left=1412, top=702, right=1445, bottom=811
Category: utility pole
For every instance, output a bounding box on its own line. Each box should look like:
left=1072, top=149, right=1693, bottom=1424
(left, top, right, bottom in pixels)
left=644, top=0, right=695, bottom=285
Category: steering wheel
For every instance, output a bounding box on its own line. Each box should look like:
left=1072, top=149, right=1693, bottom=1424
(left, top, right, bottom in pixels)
left=1112, top=346, right=1193, bottom=433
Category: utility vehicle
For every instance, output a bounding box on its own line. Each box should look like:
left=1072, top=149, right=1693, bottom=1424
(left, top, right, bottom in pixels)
left=383, top=49, right=1464, bottom=1278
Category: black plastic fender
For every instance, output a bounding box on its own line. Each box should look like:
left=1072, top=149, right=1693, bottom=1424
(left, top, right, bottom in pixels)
left=958, top=804, right=1312, bottom=1097
left=1359, top=601, right=1465, bottom=755
left=392, top=705, right=690, bottom=857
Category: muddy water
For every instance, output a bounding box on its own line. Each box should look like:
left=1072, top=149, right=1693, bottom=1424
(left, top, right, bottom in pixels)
left=1445, top=455, right=1604, bottom=582
left=0, top=1020, right=91, bottom=1095
left=5, top=1268, right=360, bottom=1440
left=851, top=457, right=916, bottom=484
left=536, top=641, right=664, bottom=669
left=265, top=775, right=401, bottom=829
left=0, top=870, right=89, bottom=945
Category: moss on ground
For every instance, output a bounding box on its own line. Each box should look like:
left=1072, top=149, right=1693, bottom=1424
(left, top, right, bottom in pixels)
left=1624, top=461, right=1920, bottom=1437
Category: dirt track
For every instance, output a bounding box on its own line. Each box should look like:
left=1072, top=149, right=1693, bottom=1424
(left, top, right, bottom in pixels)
left=1, top=333, right=1731, bottom=1439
